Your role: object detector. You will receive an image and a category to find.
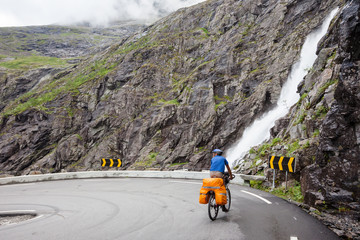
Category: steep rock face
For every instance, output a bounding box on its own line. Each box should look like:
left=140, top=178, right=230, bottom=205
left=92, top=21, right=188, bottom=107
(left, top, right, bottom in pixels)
left=302, top=2, right=360, bottom=237
left=0, top=68, right=65, bottom=111
left=240, top=1, right=359, bottom=238
left=0, top=0, right=340, bottom=174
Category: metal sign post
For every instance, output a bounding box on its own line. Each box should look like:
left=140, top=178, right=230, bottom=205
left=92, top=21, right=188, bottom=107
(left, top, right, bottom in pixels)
left=272, top=169, right=276, bottom=190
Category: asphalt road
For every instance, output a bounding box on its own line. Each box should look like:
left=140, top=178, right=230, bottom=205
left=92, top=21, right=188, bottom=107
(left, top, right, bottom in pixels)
left=0, top=178, right=340, bottom=240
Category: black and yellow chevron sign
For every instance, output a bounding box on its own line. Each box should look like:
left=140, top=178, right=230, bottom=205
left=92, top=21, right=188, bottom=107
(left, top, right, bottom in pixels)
left=269, top=156, right=296, bottom=173
left=101, top=158, right=122, bottom=167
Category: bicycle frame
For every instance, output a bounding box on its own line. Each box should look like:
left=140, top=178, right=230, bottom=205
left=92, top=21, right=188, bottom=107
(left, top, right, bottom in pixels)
left=207, top=173, right=235, bottom=220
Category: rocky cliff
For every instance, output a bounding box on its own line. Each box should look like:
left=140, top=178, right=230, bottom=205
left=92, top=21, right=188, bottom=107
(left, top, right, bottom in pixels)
left=0, top=0, right=358, bottom=238
left=238, top=0, right=359, bottom=238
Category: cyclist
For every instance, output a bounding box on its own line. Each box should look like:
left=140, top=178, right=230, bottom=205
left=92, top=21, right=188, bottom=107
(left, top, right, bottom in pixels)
left=210, top=149, right=233, bottom=180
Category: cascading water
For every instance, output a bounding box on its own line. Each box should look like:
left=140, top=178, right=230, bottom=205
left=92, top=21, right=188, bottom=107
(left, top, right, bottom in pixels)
left=226, top=8, right=339, bottom=168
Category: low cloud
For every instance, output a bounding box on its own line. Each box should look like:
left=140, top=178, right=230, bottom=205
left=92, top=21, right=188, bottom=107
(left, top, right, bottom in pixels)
left=0, top=0, right=205, bottom=27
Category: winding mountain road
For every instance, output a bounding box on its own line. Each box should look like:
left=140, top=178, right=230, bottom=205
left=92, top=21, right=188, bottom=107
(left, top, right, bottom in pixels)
left=0, top=178, right=339, bottom=240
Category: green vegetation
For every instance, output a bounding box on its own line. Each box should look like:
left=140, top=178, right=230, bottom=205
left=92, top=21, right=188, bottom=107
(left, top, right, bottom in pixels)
left=247, top=137, right=282, bottom=161
left=69, top=158, right=84, bottom=169
left=2, top=58, right=116, bottom=117
left=241, top=23, right=254, bottom=37
left=249, top=148, right=256, bottom=154
left=0, top=55, right=68, bottom=70
left=297, top=93, right=308, bottom=107
left=134, top=152, right=159, bottom=168
left=304, top=67, right=314, bottom=73
left=215, top=101, right=227, bottom=111
left=271, top=138, right=281, bottom=145
left=200, top=27, right=210, bottom=36
left=313, top=129, right=320, bottom=137
left=170, top=162, right=188, bottom=167
left=249, top=68, right=259, bottom=74
left=250, top=180, right=304, bottom=202
left=158, top=99, right=180, bottom=106
left=259, top=138, right=282, bottom=156
left=288, top=140, right=300, bottom=154
left=148, top=152, right=158, bottom=161
left=214, top=95, right=232, bottom=111
left=313, top=105, right=329, bottom=119
left=271, top=183, right=304, bottom=202
left=116, top=36, right=151, bottom=54
left=303, top=140, right=310, bottom=149
left=65, top=107, right=75, bottom=117
left=249, top=137, right=305, bottom=164
left=250, top=180, right=264, bottom=189
left=338, top=206, right=350, bottom=213
left=317, top=79, right=338, bottom=95
left=294, top=111, right=307, bottom=125
left=327, top=50, right=337, bottom=61
left=75, top=134, right=83, bottom=141
left=195, top=146, right=207, bottom=154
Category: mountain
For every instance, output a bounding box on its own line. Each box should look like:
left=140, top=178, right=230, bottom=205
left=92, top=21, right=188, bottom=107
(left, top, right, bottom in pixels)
left=0, top=0, right=358, bottom=238
left=0, top=22, right=145, bottom=58
left=0, top=21, right=145, bottom=113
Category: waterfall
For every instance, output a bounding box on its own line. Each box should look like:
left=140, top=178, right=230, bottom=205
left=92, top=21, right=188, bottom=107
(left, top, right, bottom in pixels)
left=226, top=8, right=339, bottom=168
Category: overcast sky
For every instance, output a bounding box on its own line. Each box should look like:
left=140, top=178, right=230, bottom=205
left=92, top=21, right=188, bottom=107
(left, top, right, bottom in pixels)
left=0, top=0, right=205, bottom=27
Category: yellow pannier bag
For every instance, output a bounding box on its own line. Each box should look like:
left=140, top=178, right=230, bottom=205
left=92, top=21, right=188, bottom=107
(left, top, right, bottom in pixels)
left=215, top=186, right=227, bottom=205
left=202, top=178, right=223, bottom=188
left=199, top=188, right=209, bottom=204
left=199, top=178, right=227, bottom=205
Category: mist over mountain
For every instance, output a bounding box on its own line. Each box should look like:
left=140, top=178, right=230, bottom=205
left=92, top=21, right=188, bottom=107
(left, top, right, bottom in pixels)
left=0, top=0, right=205, bottom=27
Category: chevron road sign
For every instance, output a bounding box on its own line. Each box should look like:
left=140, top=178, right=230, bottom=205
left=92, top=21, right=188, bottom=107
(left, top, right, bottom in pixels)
left=101, top=158, right=122, bottom=167
left=268, top=156, right=296, bottom=191
left=269, top=156, right=296, bottom=173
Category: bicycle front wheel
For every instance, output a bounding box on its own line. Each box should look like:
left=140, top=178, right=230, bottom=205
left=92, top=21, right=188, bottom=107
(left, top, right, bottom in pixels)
left=208, top=193, right=219, bottom=221
left=222, top=187, right=231, bottom=212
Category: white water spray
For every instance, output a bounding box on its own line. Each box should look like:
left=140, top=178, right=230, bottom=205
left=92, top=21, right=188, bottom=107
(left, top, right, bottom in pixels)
left=226, top=8, right=339, bottom=167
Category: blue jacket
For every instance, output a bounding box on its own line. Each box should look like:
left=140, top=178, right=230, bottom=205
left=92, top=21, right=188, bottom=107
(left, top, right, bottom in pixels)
left=210, top=155, right=229, bottom=173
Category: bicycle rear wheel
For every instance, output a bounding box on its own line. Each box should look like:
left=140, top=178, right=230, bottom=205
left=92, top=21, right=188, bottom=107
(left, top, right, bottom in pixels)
left=208, top=193, right=219, bottom=221
left=222, top=187, right=231, bottom=212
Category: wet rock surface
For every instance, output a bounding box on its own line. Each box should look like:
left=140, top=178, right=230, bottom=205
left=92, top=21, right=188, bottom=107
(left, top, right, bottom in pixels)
left=241, top=1, right=360, bottom=238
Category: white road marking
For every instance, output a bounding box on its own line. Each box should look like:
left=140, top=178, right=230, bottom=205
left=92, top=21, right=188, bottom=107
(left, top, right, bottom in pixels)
left=27, top=214, right=43, bottom=222
left=241, top=190, right=272, bottom=204
left=293, top=217, right=297, bottom=221
left=169, top=180, right=202, bottom=185
left=290, top=236, right=298, bottom=240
